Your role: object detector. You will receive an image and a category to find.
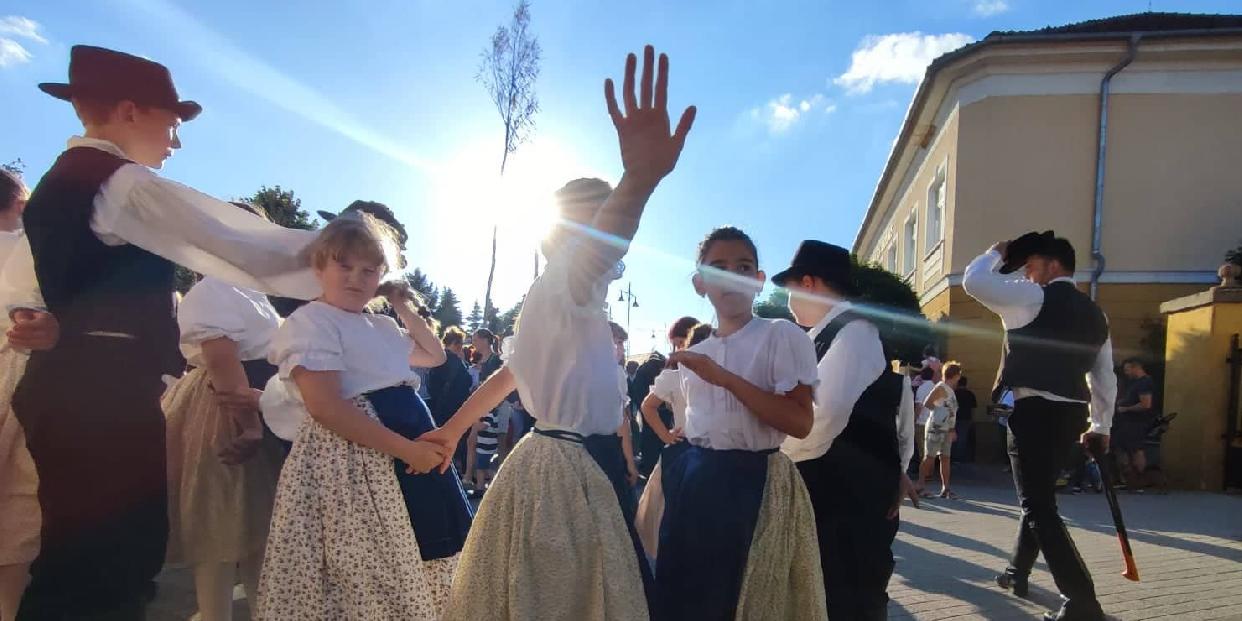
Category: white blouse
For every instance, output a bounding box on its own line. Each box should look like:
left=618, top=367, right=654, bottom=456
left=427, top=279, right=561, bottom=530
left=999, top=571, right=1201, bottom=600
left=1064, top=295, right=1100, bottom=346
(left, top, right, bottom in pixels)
left=506, top=249, right=626, bottom=436
left=681, top=318, right=819, bottom=451
left=650, top=367, right=688, bottom=430
left=0, top=232, right=42, bottom=323
left=269, top=301, right=420, bottom=400
left=177, top=277, right=280, bottom=366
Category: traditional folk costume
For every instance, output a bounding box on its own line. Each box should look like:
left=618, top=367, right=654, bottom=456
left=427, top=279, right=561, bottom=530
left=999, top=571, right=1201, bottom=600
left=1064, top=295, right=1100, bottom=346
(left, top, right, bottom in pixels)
left=963, top=232, right=1114, bottom=621
left=162, top=278, right=286, bottom=610
left=633, top=364, right=688, bottom=562
left=15, top=46, right=319, bottom=618
left=255, top=301, right=472, bottom=621
left=656, top=317, right=826, bottom=621
left=443, top=248, right=652, bottom=621
left=775, top=240, right=911, bottom=621
left=0, top=231, right=41, bottom=572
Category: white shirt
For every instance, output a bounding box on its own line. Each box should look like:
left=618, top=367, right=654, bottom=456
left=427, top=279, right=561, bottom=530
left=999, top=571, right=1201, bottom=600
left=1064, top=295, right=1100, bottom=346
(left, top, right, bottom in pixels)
left=650, top=367, right=688, bottom=430
left=177, top=277, right=280, bottom=366
left=898, top=375, right=916, bottom=467
left=682, top=317, right=819, bottom=452
left=0, top=233, right=42, bottom=322
left=506, top=249, right=626, bottom=436
left=3, top=137, right=321, bottom=315
left=0, top=230, right=21, bottom=271
left=962, top=249, right=1116, bottom=433
left=782, top=303, right=887, bottom=463
left=914, top=381, right=935, bottom=426
left=270, top=301, right=420, bottom=400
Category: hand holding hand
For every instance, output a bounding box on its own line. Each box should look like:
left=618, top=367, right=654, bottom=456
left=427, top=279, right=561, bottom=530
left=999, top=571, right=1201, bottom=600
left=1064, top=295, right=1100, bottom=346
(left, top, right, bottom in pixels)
left=668, top=351, right=731, bottom=387
left=604, top=45, right=696, bottom=188
left=402, top=439, right=451, bottom=475
left=417, top=427, right=460, bottom=474
left=6, top=309, right=59, bottom=351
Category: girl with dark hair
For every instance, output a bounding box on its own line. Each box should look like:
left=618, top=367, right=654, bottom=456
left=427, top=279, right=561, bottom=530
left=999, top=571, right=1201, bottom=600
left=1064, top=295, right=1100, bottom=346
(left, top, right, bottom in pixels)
left=657, top=227, right=826, bottom=619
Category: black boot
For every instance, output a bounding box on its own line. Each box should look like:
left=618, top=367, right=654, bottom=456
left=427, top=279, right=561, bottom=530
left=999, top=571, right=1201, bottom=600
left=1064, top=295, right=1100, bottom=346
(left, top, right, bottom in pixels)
left=1042, top=598, right=1104, bottom=621
left=995, top=568, right=1029, bottom=598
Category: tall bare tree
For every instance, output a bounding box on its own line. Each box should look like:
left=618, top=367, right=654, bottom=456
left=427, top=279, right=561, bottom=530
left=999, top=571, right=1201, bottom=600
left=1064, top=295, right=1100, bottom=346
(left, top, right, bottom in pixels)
left=477, top=0, right=541, bottom=327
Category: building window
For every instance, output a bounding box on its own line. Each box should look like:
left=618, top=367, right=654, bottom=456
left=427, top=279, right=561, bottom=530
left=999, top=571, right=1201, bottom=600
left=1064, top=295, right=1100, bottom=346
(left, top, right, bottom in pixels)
left=926, top=166, right=946, bottom=252
left=886, top=243, right=897, bottom=273
left=902, top=210, right=917, bottom=276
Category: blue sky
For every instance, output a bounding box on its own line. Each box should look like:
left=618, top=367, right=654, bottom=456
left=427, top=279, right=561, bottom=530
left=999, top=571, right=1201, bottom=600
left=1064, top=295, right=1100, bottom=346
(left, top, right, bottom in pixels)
left=4, top=0, right=1238, bottom=353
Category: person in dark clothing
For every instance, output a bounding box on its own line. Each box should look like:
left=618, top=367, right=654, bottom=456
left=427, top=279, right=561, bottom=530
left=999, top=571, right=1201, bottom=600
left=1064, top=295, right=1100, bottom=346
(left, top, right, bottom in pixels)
left=1115, top=358, right=1157, bottom=489
left=632, top=350, right=670, bottom=477
left=964, top=231, right=1115, bottom=621
left=427, top=327, right=473, bottom=428
left=952, top=376, right=978, bottom=463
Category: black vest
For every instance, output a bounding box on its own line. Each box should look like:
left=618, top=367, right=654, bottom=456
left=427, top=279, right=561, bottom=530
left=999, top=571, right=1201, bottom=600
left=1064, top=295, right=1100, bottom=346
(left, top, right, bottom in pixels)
left=813, top=311, right=904, bottom=474
left=996, top=281, right=1108, bottom=401
left=22, top=146, right=181, bottom=374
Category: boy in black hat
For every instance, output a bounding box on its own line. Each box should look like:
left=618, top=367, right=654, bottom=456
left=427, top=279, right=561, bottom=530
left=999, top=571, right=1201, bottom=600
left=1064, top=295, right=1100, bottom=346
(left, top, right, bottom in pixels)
left=775, top=240, right=917, bottom=620
left=963, top=232, right=1115, bottom=621
left=11, top=45, right=318, bottom=619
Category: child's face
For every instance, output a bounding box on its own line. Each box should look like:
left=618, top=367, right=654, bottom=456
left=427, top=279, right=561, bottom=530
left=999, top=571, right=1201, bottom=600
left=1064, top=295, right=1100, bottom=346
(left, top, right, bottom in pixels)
left=125, top=105, right=182, bottom=169
left=696, top=240, right=765, bottom=318
left=315, top=255, right=384, bottom=313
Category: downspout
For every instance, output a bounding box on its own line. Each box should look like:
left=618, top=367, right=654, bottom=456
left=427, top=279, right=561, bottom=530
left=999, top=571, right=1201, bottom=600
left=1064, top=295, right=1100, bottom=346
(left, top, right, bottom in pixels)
left=1090, top=34, right=1141, bottom=300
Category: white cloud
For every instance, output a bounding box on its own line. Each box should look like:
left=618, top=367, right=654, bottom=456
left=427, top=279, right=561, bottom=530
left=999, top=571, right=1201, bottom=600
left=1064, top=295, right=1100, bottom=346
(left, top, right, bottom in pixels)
left=834, top=32, right=975, bottom=95
left=0, top=16, right=48, bottom=44
left=972, top=0, right=1010, bottom=17
left=751, top=93, right=835, bottom=134
left=0, top=16, right=47, bottom=69
left=0, top=39, right=32, bottom=67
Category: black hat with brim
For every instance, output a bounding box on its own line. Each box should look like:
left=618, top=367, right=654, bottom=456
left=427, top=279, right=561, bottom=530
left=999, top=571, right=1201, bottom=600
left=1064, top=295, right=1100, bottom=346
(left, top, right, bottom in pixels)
left=39, top=45, right=201, bottom=121
left=1000, top=230, right=1057, bottom=274
left=772, top=239, right=857, bottom=296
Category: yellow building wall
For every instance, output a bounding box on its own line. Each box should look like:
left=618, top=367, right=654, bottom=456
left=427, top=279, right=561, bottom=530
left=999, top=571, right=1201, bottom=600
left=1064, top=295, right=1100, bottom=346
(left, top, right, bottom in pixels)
left=951, top=92, right=1242, bottom=275
left=1161, top=300, right=1242, bottom=490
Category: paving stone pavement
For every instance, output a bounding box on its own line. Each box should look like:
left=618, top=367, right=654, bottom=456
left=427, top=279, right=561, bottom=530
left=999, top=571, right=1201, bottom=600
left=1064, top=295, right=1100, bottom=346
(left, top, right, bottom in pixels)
left=148, top=464, right=1242, bottom=620
left=888, top=465, right=1242, bottom=620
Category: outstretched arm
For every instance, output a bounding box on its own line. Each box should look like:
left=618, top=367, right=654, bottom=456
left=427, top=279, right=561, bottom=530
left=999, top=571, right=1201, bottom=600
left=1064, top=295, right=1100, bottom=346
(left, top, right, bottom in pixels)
left=420, top=365, right=517, bottom=472
left=567, top=46, right=696, bottom=304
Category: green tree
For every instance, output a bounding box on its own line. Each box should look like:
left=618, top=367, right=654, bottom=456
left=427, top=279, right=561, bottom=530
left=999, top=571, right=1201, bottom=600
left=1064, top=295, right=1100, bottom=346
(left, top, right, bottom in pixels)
left=435, top=287, right=464, bottom=329
left=2, top=159, right=24, bottom=176
left=249, top=185, right=318, bottom=230
left=496, top=296, right=524, bottom=335
left=754, top=288, right=794, bottom=322
left=404, top=268, right=440, bottom=311
left=466, top=301, right=483, bottom=333
left=1227, top=242, right=1242, bottom=268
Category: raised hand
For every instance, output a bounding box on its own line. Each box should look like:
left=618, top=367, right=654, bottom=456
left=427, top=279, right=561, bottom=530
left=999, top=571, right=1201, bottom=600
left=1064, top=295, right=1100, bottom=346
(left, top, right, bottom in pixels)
left=604, top=45, right=696, bottom=188
left=668, top=351, right=731, bottom=387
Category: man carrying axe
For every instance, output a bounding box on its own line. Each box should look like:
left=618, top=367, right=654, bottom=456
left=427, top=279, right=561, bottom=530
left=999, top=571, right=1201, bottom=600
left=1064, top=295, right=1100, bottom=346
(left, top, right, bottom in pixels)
left=963, top=231, right=1115, bottom=621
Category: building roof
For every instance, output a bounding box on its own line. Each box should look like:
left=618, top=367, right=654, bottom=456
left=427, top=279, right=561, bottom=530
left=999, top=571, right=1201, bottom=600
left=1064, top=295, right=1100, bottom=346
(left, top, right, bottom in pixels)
left=852, top=12, right=1242, bottom=253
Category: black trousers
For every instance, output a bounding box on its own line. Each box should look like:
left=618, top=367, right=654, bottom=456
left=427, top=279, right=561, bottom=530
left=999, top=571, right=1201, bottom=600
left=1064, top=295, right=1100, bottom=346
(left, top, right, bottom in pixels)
left=14, top=337, right=172, bottom=620
left=1007, top=397, right=1098, bottom=608
left=798, top=449, right=899, bottom=621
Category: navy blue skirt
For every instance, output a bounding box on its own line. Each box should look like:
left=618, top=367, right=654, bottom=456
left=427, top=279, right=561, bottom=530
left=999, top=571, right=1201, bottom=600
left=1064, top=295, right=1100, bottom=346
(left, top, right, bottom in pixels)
left=363, top=385, right=474, bottom=561
left=656, top=444, right=773, bottom=621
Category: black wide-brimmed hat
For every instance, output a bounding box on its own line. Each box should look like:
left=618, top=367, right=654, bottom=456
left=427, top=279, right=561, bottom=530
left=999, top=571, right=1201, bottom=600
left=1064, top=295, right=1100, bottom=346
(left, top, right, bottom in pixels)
left=38, top=45, right=201, bottom=121
left=1000, top=230, right=1057, bottom=274
left=772, top=239, right=857, bottom=295
left=318, top=200, right=409, bottom=246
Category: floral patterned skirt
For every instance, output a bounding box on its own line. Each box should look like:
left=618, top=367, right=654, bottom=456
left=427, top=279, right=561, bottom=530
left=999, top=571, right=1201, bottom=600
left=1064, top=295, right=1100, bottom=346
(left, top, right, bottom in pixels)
left=255, top=396, right=456, bottom=621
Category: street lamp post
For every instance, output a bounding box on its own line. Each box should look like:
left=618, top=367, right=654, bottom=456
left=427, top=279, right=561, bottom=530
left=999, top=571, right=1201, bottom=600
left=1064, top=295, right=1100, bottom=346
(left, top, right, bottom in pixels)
left=617, top=282, right=638, bottom=358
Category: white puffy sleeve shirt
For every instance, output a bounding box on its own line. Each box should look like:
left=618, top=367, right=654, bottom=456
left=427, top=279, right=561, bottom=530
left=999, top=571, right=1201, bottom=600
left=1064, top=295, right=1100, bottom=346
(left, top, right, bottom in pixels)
left=177, top=277, right=280, bottom=366
left=506, top=250, right=626, bottom=436
left=268, top=301, right=419, bottom=401
left=681, top=318, right=819, bottom=451
left=650, top=367, right=687, bottom=430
